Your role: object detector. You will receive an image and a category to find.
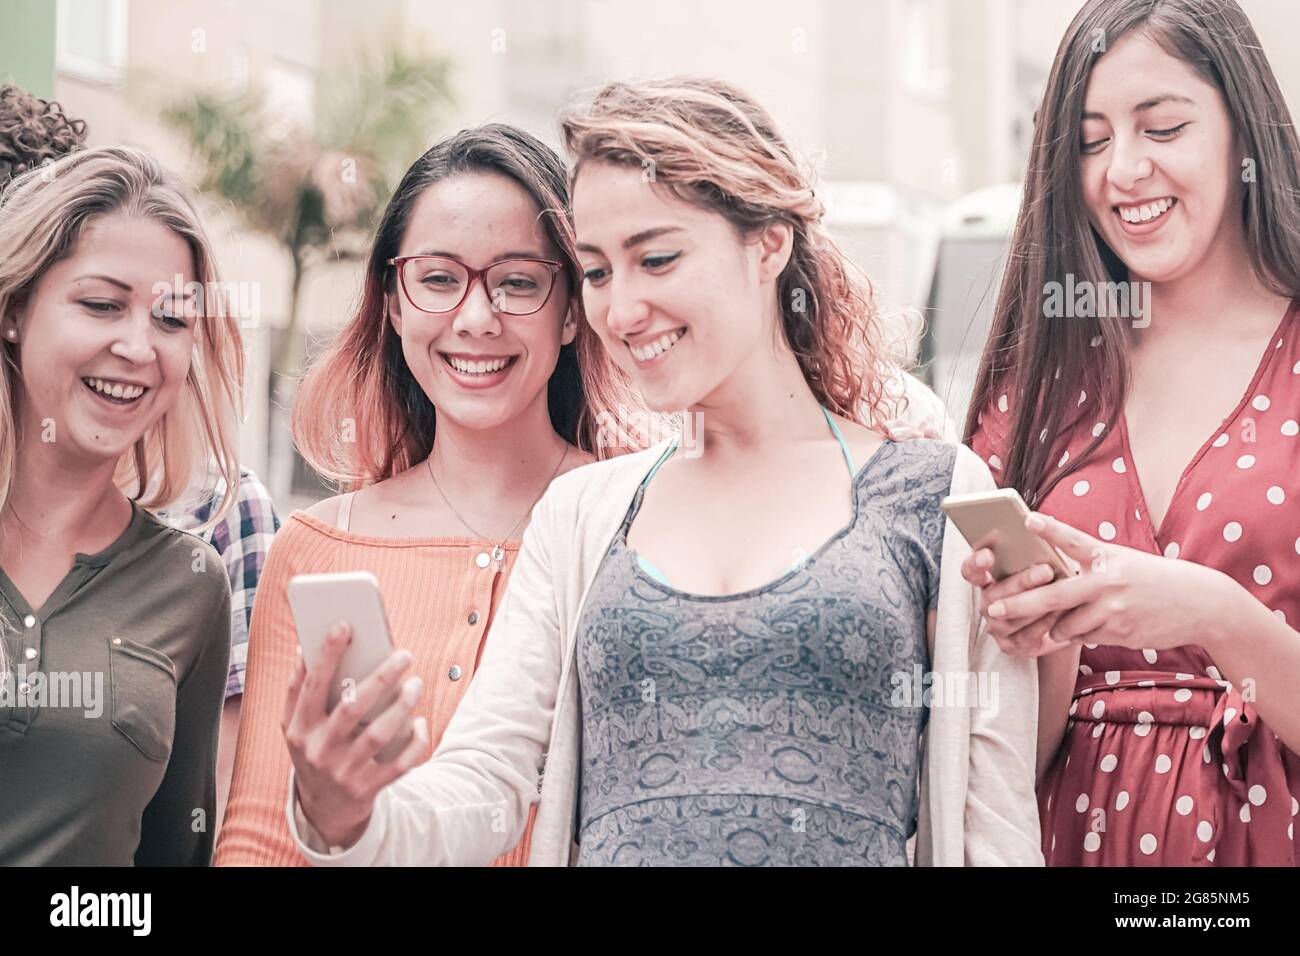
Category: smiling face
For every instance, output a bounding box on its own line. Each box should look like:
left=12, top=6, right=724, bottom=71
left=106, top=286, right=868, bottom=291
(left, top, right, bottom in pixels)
left=1079, top=30, right=1243, bottom=284
left=6, top=211, right=198, bottom=464
left=386, top=171, right=576, bottom=432
left=573, top=161, right=782, bottom=412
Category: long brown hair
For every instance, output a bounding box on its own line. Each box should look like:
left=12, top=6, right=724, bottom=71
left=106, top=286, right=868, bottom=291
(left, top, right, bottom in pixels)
left=561, top=76, right=893, bottom=428
left=293, top=124, right=644, bottom=488
left=964, top=0, right=1300, bottom=505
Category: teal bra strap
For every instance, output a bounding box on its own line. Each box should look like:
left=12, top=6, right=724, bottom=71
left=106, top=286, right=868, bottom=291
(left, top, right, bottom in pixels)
left=634, top=408, right=854, bottom=586
left=820, top=405, right=856, bottom=477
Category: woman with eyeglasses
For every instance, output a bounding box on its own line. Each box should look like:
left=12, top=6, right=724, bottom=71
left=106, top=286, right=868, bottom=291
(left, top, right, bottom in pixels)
left=214, top=124, right=644, bottom=865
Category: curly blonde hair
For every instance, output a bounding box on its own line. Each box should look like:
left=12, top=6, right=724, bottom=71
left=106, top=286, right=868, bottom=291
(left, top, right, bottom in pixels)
left=561, top=76, right=891, bottom=427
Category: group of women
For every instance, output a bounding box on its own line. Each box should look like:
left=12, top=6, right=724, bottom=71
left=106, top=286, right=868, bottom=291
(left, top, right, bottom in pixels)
left=1, top=0, right=1296, bottom=867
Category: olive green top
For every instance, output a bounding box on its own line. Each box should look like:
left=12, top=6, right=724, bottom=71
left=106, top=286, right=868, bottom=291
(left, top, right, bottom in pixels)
left=0, top=502, right=231, bottom=865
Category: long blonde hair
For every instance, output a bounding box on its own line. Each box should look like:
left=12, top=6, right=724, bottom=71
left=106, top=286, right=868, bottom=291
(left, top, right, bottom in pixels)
left=0, top=147, right=243, bottom=671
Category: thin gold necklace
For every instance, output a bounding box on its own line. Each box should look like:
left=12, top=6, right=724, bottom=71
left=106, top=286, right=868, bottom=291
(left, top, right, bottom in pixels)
left=426, top=443, right=569, bottom=571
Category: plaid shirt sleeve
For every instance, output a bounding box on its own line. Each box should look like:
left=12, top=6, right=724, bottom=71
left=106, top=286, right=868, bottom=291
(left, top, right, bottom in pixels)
left=194, top=469, right=282, bottom=698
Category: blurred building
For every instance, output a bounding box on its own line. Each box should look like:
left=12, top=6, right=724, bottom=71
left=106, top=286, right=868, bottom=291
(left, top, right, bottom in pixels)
left=4, top=0, right=1298, bottom=508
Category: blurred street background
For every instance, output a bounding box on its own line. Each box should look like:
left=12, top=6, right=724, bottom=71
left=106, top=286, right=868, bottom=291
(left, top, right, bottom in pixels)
left=4, top=0, right=1298, bottom=510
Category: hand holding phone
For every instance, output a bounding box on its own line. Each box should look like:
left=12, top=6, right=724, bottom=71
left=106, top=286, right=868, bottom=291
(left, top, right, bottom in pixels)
left=941, top=488, right=1076, bottom=582
left=287, top=571, right=415, bottom=762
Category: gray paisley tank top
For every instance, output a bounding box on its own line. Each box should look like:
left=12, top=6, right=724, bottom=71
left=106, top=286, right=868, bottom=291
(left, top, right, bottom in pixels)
left=575, top=438, right=956, bottom=865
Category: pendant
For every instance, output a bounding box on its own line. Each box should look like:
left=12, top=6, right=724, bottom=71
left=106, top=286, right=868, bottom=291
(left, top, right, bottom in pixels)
left=492, top=545, right=506, bottom=569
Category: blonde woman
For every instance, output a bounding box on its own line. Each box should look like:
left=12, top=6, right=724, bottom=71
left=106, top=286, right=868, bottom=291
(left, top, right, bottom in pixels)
left=0, top=146, right=242, bottom=865
left=281, top=79, right=1040, bottom=867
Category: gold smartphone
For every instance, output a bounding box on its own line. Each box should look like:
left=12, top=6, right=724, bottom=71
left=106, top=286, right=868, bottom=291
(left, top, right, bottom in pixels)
left=940, top=488, right=1076, bottom=582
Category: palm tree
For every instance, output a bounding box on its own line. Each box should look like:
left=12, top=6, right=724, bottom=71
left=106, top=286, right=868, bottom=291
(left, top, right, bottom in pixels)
left=157, top=42, right=453, bottom=391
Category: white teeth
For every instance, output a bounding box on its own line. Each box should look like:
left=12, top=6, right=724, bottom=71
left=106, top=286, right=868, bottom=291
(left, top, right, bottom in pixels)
left=447, top=356, right=511, bottom=374
left=1119, top=198, right=1175, bottom=223
left=630, top=329, right=684, bottom=362
left=84, top=377, right=145, bottom=400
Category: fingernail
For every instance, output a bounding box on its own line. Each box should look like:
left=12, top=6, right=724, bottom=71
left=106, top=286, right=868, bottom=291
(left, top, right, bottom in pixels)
left=987, top=601, right=1006, bottom=618
left=1026, top=513, right=1046, bottom=531
left=329, top=621, right=348, bottom=639
left=1032, top=564, right=1053, bottom=583
left=403, top=677, right=423, bottom=704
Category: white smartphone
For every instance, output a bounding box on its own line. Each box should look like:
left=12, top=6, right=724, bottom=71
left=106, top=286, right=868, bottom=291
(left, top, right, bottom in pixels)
left=286, top=571, right=413, bottom=763
left=940, top=488, right=1076, bottom=582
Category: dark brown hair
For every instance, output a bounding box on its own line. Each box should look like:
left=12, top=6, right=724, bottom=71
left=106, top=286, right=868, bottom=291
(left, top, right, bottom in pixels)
left=292, top=124, right=643, bottom=487
left=965, top=0, right=1300, bottom=505
left=0, top=84, right=87, bottom=186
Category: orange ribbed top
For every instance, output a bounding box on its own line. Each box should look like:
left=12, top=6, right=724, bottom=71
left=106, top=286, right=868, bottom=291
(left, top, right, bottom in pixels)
left=214, top=511, right=537, bottom=867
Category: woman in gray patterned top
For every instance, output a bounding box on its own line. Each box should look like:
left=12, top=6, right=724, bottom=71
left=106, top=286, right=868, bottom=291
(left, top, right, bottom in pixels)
left=564, top=78, right=972, bottom=865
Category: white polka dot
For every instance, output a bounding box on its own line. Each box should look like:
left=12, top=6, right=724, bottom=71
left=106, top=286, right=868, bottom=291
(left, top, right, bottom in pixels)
left=1112, top=457, right=1127, bottom=473
left=1249, top=784, right=1267, bottom=806
left=1139, top=833, right=1157, bottom=855
left=1295, top=537, right=1300, bottom=556
left=1240, top=804, right=1252, bottom=823
left=1078, top=664, right=1093, bottom=676
left=1252, top=395, right=1271, bottom=411
left=1254, top=565, right=1273, bottom=586
left=1078, top=390, right=1087, bottom=406
left=1069, top=699, right=1079, bottom=715
left=1207, top=848, right=1216, bottom=861
left=1223, top=522, right=1243, bottom=542
left=988, top=454, right=1002, bottom=471
left=997, top=393, right=1008, bottom=413
left=1039, top=428, right=1049, bottom=443
left=1139, top=710, right=1153, bottom=724
left=1084, top=831, right=1101, bottom=852
left=1189, top=725, right=1207, bottom=740
left=1207, top=665, right=1222, bottom=680
left=1091, top=335, right=1103, bottom=347
left=1197, top=820, right=1213, bottom=842
left=1155, top=754, right=1172, bottom=774
left=1290, top=823, right=1294, bottom=841
left=1176, top=795, right=1194, bottom=815
left=1291, top=796, right=1298, bottom=816
left=1059, top=450, right=1070, bottom=467
left=1236, top=454, right=1256, bottom=469
left=1092, top=422, right=1106, bottom=437
left=1224, top=707, right=1237, bottom=723
left=1091, top=699, right=1105, bottom=718
left=1073, top=479, right=1090, bottom=496
left=1099, top=521, right=1116, bottom=540
left=1085, top=643, right=1099, bottom=649
left=1092, top=722, right=1105, bottom=738
left=1213, top=432, right=1230, bottom=447
left=1164, top=541, right=1180, bottom=559
left=1176, top=672, right=1193, bottom=680
left=1267, top=486, right=1285, bottom=505
left=1283, top=420, right=1299, bottom=437
left=1203, top=745, right=1213, bottom=764
left=1196, top=492, right=1213, bottom=511
left=1142, top=648, right=1158, bottom=664
left=1116, top=791, right=1130, bottom=811
left=1105, top=670, right=1120, bottom=685
left=1294, top=359, right=1300, bottom=374
left=1174, top=688, right=1193, bottom=703
left=1135, top=722, right=1152, bottom=738
left=1138, top=679, right=1155, bottom=687
left=1100, top=754, right=1118, bottom=772
left=1076, top=793, right=1090, bottom=812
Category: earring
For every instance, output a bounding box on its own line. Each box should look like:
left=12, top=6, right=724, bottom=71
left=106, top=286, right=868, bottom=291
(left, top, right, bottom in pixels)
left=3, top=328, right=16, bottom=341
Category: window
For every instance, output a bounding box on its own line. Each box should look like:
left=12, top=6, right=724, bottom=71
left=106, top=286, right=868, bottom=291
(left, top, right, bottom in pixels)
left=902, top=0, right=950, bottom=97
left=56, top=0, right=128, bottom=84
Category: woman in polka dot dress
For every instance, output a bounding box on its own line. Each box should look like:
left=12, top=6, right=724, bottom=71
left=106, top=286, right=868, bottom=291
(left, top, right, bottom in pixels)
left=961, top=0, right=1300, bottom=866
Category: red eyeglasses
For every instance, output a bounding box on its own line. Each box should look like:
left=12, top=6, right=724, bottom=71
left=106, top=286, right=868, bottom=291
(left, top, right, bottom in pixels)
left=388, top=256, right=565, bottom=316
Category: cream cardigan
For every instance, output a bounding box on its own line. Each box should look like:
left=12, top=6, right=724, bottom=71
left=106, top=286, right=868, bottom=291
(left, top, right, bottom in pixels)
left=288, top=439, right=1044, bottom=866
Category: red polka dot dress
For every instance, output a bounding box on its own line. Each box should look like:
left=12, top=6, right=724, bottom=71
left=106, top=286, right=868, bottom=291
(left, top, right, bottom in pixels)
left=970, top=300, right=1300, bottom=866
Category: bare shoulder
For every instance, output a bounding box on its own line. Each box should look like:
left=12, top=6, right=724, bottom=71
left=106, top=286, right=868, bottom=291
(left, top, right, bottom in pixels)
left=301, top=494, right=343, bottom=526
left=828, top=412, right=888, bottom=467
